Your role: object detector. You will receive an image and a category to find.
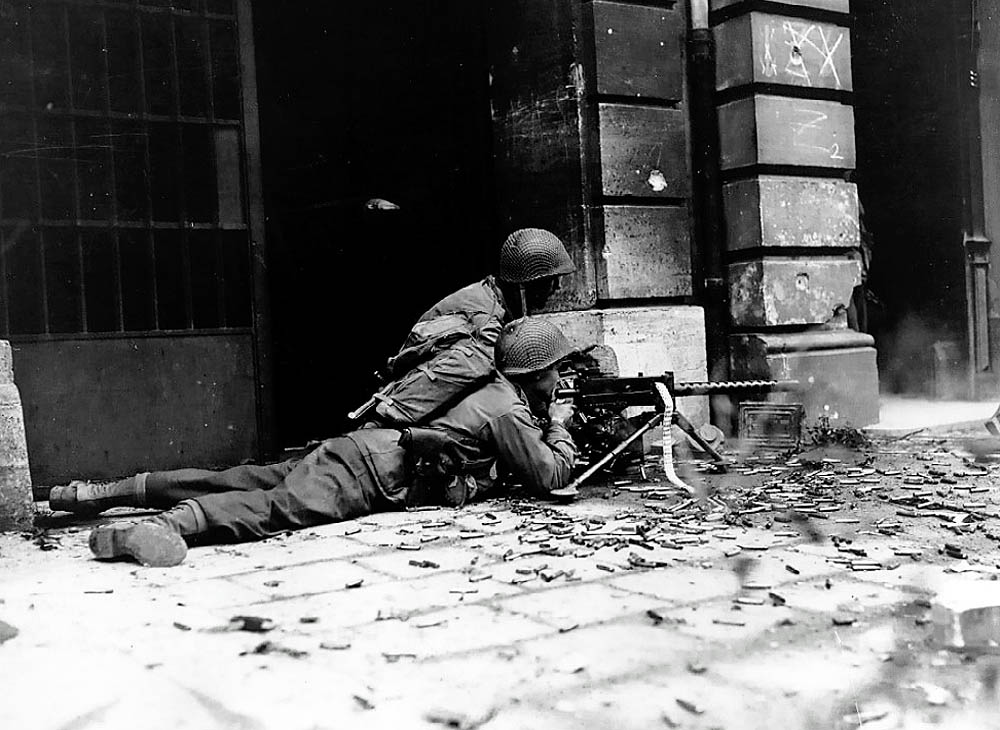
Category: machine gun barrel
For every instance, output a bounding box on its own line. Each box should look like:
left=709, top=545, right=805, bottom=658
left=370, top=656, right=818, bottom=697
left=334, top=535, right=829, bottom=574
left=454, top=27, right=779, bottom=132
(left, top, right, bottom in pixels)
left=555, top=376, right=799, bottom=406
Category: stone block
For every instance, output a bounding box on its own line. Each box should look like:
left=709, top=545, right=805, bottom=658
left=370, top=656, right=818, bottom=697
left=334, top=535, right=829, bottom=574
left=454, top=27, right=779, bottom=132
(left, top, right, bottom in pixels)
left=591, top=1, right=684, bottom=100
left=729, top=330, right=880, bottom=426
left=711, top=0, right=850, bottom=13
left=543, top=306, right=709, bottom=422
left=227, top=560, right=382, bottom=599
left=600, top=206, right=692, bottom=298
left=347, top=604, right=552, bottom=658
left=931, top=581, right=1000, bottom=649
left=724, top=176, right=859, bottom=250
left=715, top=12, right=852, bottom=92
left=665, top=597, right=801, bottom=643
left=729, top=256, right=861, bottom=327
left=0, top=341, right=32, bottom=531
left=610, top=565, right=738, bottom=603
left=495, top=582, right=663, bottom=627
left=718, top=95, right=855, bottom=170
left=354, top=546, right=487, bottom=580
left=598, top=104, right=689, bottom=197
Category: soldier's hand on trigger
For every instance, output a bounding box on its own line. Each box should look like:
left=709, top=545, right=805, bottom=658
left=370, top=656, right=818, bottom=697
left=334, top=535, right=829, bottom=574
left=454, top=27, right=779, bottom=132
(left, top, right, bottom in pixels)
left=548, top=398, right=575, bottom=428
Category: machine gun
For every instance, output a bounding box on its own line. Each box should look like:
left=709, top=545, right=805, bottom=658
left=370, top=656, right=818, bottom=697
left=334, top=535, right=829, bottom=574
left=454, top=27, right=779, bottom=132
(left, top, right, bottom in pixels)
left=553, top=371, right=800, bottom=495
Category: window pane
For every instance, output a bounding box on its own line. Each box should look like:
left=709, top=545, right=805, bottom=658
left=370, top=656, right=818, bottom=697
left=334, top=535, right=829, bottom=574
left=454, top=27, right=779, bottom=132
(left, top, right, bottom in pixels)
left=209, top=20, right=240, bottom=119
left=154, top=230, right=187, bottom=329
left=36, top=117, right=75, bottom=220
left=82, top=231, right=118, bottom=332
left=68, top=7, right=108, bottom=112
left=106, top=9, right=143, bottom=114
left=188, top=231, right=220, bottom=328
left=120, top=230, right=154, bottom=330
left=112, top=120, right=149, bottom=220
left=76, top=118, right=113, bottom=220
left=0, top=115, right=39, bottom=220
left=214, top=127, right=243, bottom=224
left=221, top=231, right=249, bottom=326
left=148, top=122, right=179, bottom=221
left=44, top=228, right=82, bottom=333
left=177, top=17, right=210, bottom=117
left=0, top=4, right=33, bottom=108
left=31, top=4, right=69, bottom=110
left=206, top=0, right=234, bottom=15
left=181, top=124, right=215, bottom=222
left=5, top=225, right=43, bottom=334
left=142, top=12, right=176, bottom=116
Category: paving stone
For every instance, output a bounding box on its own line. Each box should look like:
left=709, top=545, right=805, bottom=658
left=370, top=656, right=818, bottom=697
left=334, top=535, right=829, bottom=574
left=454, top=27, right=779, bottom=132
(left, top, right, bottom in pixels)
left=513, top=671, right=817, bottom=730
left=738, top=547, right=846, bottom=586
left=355, top=510, right=437, bottom=528
left=467, top=531, right=540, bottom=560
left=227, top=560, right=381, bottom=599
left=233, top=534, right=379, bottom=565
left=354, top=546, right=490, bottom=579
left=775, top=577, right=906, bottom=615
left=230, top=570, right=524, bottom=629
left=609, top=565, right=738, bottom=604
left=664, top=597, right=803, bottom=643
left=516, top=622, right=701, bottom=684
left=710, top=641, right=886, bottom=701
left=494, top=582, right=663, bottom=627
left=450, top=511, right=522, bottom=534
left=346, top=604, right=553, bottom=659
left=488, top=553, right=627, bottom=584
left=152, top=575, right=273, bottom=610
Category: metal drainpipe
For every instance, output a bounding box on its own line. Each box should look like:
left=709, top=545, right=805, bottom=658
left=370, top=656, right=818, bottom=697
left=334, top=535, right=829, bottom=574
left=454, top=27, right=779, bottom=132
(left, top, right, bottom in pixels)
left=687, top=0, right=732, bottom=428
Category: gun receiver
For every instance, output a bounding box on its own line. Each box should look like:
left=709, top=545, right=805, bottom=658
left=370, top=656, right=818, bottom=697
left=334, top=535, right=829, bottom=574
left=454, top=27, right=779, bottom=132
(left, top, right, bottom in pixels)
left=552, top=371, right=800, bottom=495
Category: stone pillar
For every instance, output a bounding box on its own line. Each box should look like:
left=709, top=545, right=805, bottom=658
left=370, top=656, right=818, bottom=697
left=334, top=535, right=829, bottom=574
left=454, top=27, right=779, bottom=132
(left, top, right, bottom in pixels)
left=0, top=341, right=33, bottom=530
left=711, top=0, right=880, bottom=426
left=489, top=0, right=709, bottom=422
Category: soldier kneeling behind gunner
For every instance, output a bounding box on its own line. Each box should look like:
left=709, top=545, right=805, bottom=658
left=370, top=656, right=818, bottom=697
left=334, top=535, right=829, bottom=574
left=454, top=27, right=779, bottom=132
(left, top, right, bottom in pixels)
left=56, top=317, right=579, bottom=567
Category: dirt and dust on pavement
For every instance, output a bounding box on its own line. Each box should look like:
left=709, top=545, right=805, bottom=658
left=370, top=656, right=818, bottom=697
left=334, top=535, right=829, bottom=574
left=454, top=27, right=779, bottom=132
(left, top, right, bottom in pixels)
left=3, top=424, right=1000, bottom=729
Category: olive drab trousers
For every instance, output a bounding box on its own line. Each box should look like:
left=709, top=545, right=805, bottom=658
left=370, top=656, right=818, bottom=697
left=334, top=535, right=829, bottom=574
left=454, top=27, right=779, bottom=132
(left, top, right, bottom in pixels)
left=142, top=437, right=398, bottom=542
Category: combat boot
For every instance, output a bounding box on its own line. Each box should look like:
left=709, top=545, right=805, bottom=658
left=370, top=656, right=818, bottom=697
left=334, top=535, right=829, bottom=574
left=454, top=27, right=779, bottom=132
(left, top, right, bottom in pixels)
left=49, top=474, right=147, bottom=515
left=89, top=500, right=206, bottom=567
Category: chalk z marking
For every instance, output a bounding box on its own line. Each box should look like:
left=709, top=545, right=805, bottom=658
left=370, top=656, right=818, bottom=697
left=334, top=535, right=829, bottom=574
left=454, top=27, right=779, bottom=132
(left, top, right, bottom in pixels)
left=789, top=108, right=844, bottom=159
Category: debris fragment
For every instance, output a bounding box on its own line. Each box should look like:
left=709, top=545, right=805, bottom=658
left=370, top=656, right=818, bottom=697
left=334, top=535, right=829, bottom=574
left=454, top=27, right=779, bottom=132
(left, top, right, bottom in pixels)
left=228, top=616, right=276, bottom=633
left=0, top=620, right=18, bottom=645
left=674, top=698, right=705, bottom=715
left=242, top=640, right=308, bottom=658
left=424, top=703, right=498, bottom=729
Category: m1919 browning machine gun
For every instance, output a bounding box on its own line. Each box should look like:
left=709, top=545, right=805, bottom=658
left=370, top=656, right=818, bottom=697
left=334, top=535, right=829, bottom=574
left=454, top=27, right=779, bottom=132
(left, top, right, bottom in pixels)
left=552, top=371, right=800, bottom=497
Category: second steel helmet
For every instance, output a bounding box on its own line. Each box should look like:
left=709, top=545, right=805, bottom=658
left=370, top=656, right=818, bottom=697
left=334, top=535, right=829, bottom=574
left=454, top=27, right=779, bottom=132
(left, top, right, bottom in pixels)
left=496, top=228, right=575, bottom=284
left=495, top=317, right=575, bottom=376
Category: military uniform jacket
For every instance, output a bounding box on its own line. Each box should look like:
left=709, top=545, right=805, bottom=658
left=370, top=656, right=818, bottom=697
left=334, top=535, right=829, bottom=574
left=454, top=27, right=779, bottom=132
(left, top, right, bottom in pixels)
left=347, top=374, right=576, bottom=504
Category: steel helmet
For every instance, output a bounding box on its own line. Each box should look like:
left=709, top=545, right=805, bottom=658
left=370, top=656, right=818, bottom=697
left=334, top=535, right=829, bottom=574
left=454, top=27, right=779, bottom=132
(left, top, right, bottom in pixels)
left=496, top=228, right=575, bottom=284
left=495, top=317, right=575, bottom=376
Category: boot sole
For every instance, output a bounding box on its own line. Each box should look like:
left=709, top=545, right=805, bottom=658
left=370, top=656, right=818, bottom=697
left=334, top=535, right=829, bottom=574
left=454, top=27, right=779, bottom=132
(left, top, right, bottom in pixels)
left=89, top=523, right=187, bottom=567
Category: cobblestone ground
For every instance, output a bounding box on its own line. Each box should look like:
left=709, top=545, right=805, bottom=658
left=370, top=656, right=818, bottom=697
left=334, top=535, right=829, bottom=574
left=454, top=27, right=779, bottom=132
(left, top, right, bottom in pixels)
left=3, top=434, right=1000, bottom=730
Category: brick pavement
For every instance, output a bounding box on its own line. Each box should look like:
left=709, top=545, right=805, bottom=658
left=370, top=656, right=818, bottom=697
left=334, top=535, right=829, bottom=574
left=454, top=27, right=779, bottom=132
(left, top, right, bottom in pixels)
left=3, top=444, right=1000, bottom=729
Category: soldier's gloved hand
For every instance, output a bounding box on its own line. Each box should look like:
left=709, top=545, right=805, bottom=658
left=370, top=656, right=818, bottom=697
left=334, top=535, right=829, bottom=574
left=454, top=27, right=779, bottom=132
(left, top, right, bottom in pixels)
left=548, top=400, right=576, bottom=428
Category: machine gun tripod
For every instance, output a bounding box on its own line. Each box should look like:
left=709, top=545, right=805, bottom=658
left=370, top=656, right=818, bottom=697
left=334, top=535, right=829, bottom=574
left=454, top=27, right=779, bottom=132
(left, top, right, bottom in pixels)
left=552, top=372, right=800, bottom=497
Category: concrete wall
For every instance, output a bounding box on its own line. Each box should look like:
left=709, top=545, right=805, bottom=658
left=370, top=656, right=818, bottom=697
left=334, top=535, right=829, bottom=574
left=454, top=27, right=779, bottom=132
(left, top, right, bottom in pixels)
left=13, top=334, right=258, bottom=484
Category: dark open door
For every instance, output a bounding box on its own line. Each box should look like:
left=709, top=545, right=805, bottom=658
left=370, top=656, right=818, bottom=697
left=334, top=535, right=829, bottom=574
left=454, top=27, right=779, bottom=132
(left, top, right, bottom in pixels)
left=853, top=0, right=995, bottom=398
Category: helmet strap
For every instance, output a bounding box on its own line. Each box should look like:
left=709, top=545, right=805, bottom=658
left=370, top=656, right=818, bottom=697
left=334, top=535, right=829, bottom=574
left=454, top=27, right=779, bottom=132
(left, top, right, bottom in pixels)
left=518, top=285, right=529, bottom=317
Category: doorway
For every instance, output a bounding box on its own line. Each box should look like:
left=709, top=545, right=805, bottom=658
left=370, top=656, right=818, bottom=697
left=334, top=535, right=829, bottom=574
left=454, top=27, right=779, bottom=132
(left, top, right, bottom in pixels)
left=252, top=2, right=497, bottom=447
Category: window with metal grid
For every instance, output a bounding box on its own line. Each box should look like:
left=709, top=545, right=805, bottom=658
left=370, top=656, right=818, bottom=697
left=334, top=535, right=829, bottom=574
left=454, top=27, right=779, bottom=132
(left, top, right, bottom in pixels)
left=0, top=0, right=252, bottom=337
